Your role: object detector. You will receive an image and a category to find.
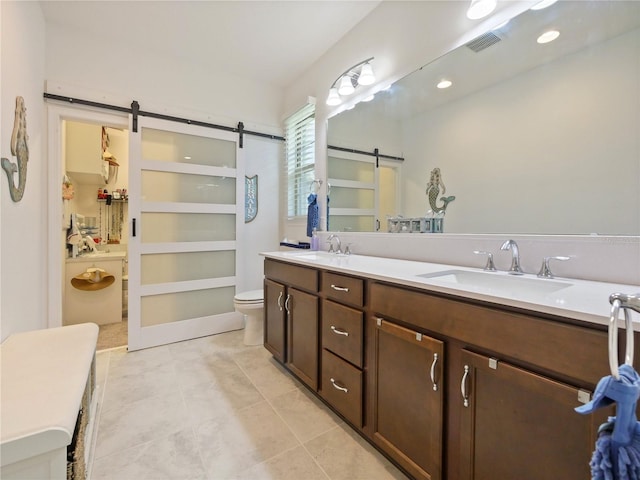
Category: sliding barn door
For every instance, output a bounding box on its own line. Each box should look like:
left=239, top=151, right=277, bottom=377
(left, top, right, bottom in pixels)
left=127, top=117, right=243, bottom=351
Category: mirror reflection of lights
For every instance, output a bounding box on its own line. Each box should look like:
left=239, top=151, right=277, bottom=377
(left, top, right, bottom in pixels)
left=437, top=79, right=453, bottom=89
left=466, top=0, right=497, bottom=20
left=363, top=94, right=375, bottom=102
left=537, top=30, right=560, bottom=44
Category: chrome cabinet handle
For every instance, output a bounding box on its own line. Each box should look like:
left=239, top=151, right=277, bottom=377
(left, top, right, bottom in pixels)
left=330, top=284, right=349, bottom=292
left=430, top=353, right=439, bottom=391
left=284, top=294, right=291, bottom=314
left=330, top=378, right=348, bottom=393
left=330, top=326, right=349, bottom=337
left=461, top=365, right=470, bottom=407
left=277, top=291, right=283, bottom=312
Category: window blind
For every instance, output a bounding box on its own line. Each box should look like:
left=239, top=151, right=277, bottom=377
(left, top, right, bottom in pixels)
left=285, top=102, right=316, bottom=217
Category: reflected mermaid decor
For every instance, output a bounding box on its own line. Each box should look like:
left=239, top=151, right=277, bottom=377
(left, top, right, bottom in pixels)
left=2, top=96, right=29, bottom=202
left=426, top=167, right=455, bottom=215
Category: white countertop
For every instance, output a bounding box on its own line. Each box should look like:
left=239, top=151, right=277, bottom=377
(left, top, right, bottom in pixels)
left=0, top=323, right=98, bottom=466
left=262, top=251, right=640, bottom=329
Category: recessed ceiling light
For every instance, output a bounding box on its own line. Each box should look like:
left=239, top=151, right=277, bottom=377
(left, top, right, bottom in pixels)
left=537, top=30, right=560, bottom=44
left=466, top=0, right=497, bottom=20
left=530, top=0, right=558, bottom=11
left=437, top=79, right=453, bottom=89
left=184, top=156, right=192, bottom=160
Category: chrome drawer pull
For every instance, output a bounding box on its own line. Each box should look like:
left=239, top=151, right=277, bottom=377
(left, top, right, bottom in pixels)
left=277, top=291, right=283, bottom=312
left=330, top=284, right=350, bottom=292
left=430, top=353, right=439, bottom=391
left=330, top=326, right=349, bottom=337
left=330, top=378, right=349, bottom=393
left=461, top=365, right=470, bottom=407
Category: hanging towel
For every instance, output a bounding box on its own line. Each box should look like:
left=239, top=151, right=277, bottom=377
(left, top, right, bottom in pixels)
left=326, top=195, right=330, bottom=231
left=307, top=193, right=319, bottom=237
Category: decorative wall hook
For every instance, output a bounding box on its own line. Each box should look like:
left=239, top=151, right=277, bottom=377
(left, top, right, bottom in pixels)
left=2, top=96, right=29, bottom=202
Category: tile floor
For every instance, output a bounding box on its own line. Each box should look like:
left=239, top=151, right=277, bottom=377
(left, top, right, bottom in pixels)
left=90, top=329, right=409, bottom=480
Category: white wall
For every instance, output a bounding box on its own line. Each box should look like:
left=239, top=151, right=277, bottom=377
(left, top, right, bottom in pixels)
left=1, top=1, right=47, bottom=340
left=45, top=23, right=283, bottom=134
left=401, top=28, right=640, bottom=235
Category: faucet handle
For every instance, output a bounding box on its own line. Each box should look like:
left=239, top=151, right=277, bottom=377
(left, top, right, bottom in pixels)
left=537, top=256, right=570, bottom=279
left=473, top=250, right=497, bottom=271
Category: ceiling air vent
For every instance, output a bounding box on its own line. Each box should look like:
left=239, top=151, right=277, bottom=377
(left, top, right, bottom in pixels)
left=466, top=31, right=502, bottom=53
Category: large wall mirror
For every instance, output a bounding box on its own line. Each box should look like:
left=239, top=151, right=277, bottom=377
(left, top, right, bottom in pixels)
left=327, top=1, right=640, bottom=235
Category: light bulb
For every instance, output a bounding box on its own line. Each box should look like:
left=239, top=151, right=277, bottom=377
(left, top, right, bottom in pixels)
left=326, top=88, right=342, bottom=106
left=537, top=30, right=560, bottom=44
left=357, top=63, right=375, bottom=86
left=338, top=76, right=355, bottom=96
left=466, top=0, right=497, bottom=20
left=437, top=79, right=452, bottom=89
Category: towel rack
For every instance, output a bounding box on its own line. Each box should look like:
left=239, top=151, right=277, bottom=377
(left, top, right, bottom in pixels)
left=608, top=292, right=639, bottom=379
left=309, top=179, right=331, bottom=194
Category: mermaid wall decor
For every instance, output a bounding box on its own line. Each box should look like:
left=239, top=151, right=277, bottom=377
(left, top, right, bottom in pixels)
left=2, top=96, right=29, bottom=202
left=426, top=167, right=455, bottom=215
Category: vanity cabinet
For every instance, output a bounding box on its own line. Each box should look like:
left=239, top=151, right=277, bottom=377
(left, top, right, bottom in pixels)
left=320, top=271, right=365, bottom=427
left=264, top=278, right=286, bottom=362
left=264, top=260, right=319, bottom=390
left=263, top=256, right=624, bottom=480
left=457, top=349, right=602, bottom=480
left=370, top=280, right=614, bottom=480
left=370, top=318, right=444, bottom=480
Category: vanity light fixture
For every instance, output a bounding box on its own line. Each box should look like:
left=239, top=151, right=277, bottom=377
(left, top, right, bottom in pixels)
left=325, top=57, right=376, bottom=106
left=537, top=29, right=560, bottom=44
left=530, top=0, right=558, bottom=11
left=437, top=79, right=453, bottom=89
left=466, top=0, right=497, bottom=20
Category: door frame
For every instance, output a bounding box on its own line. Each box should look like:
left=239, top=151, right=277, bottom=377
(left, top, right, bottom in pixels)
left=47, top=104, right=130, bottom=329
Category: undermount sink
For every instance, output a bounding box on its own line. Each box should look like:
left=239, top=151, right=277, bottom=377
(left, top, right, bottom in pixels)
left=417, top=269, right=572, bottom=296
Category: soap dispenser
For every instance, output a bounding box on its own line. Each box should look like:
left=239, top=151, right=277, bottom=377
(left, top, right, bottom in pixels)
left=311, top=228, right=319, bottom=251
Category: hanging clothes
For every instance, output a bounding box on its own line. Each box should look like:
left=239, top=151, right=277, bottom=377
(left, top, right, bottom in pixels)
left=307, top=193, right=319, bottom=237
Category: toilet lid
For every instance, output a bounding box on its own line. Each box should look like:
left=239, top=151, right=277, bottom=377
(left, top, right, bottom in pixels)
left=234, top=289, right=264, bottom=302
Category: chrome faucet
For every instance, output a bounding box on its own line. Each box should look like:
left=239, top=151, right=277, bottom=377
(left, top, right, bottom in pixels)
left=500, top=239, right=524, bottom=275
left=537, top=256, right=570, bottom=279
left=327, top=234, right=342, bottom=254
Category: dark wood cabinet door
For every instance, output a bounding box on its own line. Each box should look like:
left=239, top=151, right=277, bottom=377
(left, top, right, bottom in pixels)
left=264, top=278, right=286, bottom=363
left=372, top=318, right=444, bottom=480
left=286, top=287, right=319, bottom=390
left=458, top=349, right=605, bottom=480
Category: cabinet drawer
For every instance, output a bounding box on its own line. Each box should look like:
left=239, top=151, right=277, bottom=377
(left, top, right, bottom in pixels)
left=322, top=300, right=363, bottom=368
left=321, top=349, right=363, bottom=428
left=322, top=272, right=363, bottom=307
left=265, top=259, right=318, bottom=292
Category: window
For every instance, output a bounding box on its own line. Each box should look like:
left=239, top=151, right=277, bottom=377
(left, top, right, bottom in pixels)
left=285, top=102, right=315, bottom=217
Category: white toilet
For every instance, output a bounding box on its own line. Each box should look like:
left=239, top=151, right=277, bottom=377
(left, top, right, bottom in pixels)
left=233, top=289, right=264, bottom=346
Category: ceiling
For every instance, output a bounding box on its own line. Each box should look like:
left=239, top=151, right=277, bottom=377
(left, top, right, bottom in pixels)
left=39, top=0, right=381, bottom=89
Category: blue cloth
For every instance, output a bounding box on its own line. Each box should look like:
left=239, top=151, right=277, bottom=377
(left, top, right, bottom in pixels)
left=326, top=195, right=330, bottom=231
left=576, top=364, right=640, bottom=479
left=307, top=193, right=319, bottom=237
